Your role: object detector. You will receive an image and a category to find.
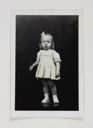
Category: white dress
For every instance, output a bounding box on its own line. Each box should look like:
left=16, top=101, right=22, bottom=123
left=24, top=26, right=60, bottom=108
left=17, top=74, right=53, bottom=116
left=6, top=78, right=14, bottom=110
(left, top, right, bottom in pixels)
left=35, top=49, right=61, bottom=80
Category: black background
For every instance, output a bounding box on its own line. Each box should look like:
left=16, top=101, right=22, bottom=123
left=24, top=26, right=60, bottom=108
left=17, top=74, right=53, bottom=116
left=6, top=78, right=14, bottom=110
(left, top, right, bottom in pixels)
left=15, top=15, right=78, bottom=110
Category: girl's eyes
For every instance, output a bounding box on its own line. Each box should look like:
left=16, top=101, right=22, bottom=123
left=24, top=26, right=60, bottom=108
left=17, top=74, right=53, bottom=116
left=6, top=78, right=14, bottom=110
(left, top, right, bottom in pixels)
left=43, top=41, right=50, bottom=43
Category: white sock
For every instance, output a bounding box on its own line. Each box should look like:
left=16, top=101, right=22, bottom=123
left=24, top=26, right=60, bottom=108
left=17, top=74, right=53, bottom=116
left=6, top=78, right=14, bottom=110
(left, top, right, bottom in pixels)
left=53, top=95, right=58, bottom=98
left=44, top=93, right=49, bottom=99
left=41, top=93, right=50, bottom=103
left=53, top=95, right=59, bottom=101
left=53, top=95, right=59, bottom=103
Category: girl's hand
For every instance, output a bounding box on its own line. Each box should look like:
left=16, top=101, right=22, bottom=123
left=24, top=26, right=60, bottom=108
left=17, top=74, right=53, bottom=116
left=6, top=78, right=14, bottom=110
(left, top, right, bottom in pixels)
left=29, top=66, right=34, bottom=71
left=56, top=70, right=60, bottom=78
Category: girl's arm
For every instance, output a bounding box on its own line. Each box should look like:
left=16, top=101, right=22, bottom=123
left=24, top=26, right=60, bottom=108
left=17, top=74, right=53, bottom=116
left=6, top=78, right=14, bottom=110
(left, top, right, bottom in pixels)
left=29, top=61, right=39, bottom=71
left=55, top=62, right=60, bottom=78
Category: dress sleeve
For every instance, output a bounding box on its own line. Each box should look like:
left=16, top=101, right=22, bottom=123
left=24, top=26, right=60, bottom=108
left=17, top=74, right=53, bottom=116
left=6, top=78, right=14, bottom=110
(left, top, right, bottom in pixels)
left=36, top=51, right=41, bottom=62
left=53, top=50, right=61, bottom=63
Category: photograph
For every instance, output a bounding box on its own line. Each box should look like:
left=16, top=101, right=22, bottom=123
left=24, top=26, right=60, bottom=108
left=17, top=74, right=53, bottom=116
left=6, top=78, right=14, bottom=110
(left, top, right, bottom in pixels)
left=11, top=10, right=83, bottom=117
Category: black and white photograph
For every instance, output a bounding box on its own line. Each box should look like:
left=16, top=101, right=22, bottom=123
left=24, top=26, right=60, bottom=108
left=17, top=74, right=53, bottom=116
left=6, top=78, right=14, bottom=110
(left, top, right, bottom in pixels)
left=11, top=10, right=83, bottom=117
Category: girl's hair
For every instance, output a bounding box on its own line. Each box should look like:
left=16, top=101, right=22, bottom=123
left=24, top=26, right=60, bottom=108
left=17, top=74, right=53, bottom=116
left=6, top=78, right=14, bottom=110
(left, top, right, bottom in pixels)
left=39, top=31, right=54, bottom=50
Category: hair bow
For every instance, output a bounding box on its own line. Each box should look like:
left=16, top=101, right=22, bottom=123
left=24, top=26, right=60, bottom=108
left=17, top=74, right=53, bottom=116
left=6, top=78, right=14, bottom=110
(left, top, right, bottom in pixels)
left=40, top=31, right=45, bottom=36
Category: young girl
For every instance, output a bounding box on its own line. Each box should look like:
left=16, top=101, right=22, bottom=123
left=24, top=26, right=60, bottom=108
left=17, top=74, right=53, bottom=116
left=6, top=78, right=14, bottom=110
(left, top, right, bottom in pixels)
left=29, top=32, right=61, bottom=103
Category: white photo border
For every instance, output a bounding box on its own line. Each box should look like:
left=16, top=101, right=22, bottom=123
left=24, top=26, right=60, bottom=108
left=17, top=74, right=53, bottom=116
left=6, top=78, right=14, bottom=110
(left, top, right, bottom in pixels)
left=11, top=10, right=84, bottom=117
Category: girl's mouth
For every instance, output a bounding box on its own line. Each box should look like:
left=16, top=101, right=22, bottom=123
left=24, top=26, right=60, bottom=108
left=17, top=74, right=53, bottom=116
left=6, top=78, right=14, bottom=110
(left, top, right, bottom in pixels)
left=44, top=46, right=48, bottom=49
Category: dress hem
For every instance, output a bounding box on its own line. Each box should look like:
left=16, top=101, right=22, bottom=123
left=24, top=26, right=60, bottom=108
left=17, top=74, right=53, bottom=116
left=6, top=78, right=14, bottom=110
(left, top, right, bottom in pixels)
left=35, top=77, right=60, bottom=80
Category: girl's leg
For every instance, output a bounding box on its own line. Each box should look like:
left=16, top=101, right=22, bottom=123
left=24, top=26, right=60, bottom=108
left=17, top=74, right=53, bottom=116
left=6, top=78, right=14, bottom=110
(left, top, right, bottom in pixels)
left=48, top=80, right=59, bottom=103
left=41, top=79, right=50, bottom=103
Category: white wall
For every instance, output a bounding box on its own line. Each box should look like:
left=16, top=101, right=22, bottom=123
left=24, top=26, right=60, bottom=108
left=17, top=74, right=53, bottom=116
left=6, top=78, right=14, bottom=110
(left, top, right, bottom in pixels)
left=0, top=0, right=93, bottom=127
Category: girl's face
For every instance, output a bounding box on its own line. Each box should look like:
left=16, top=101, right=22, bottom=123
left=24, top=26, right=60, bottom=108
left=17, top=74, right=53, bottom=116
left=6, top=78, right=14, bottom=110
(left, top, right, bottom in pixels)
left=41, top=35, right=52, bottom=50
